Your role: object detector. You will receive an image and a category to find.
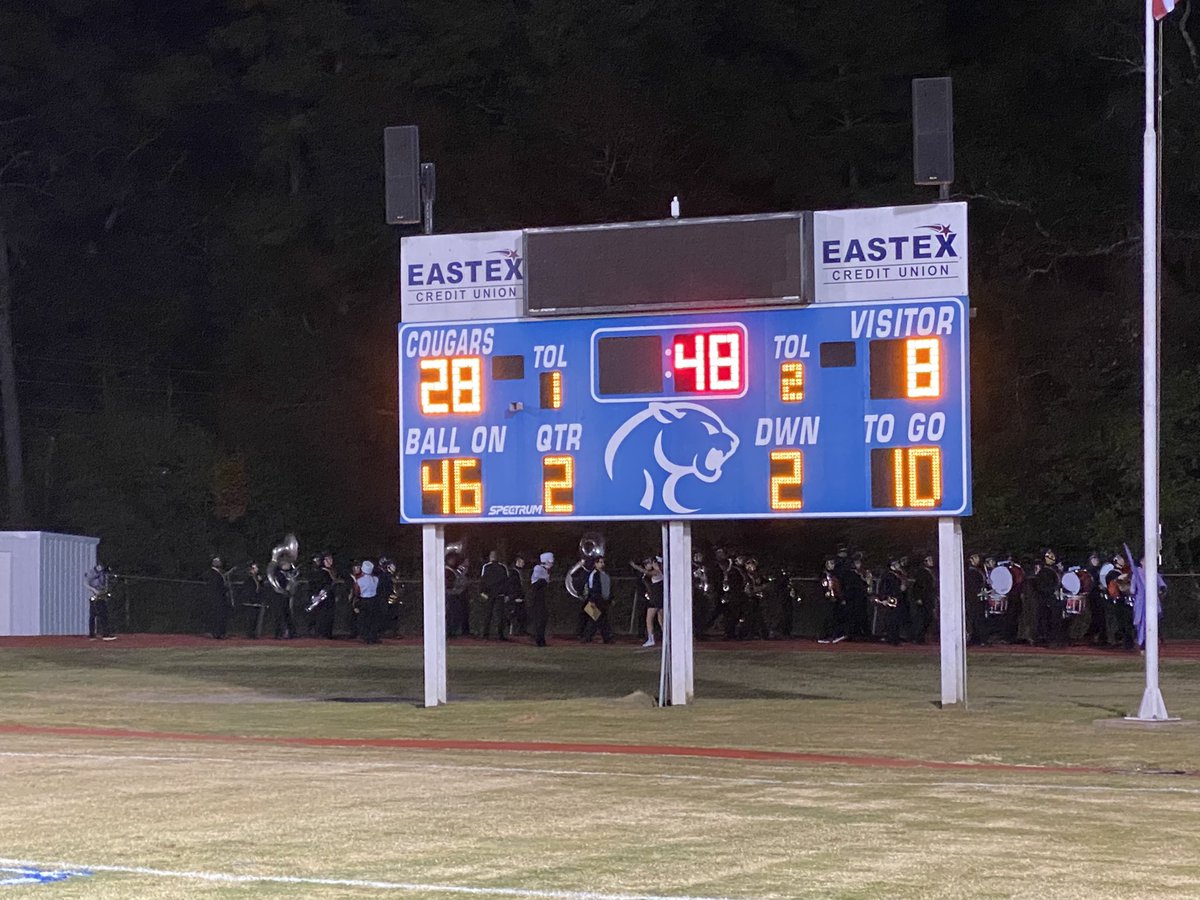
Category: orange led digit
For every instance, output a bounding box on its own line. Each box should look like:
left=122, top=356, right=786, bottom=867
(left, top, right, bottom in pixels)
left=418, top=356, right=482, bottom=415
left=906, top=338, right=940, bottom=398
left=452, top=457, right=483, bottom=513
left=891, top=448, right=905, bottom=508
left=542, top=454, right=575, bottom=513
left=451, top=357, right=483, bottom=413
left=419, top=358, right=450, bottom=414
left=769, top=449, right=804, bottom=510
left=420, top=457, right=482, bottom=514
left=780, top=362, right=804, bottom=402
left=420, top=458, right=451, bottom=513
left=539, top=371, right=563, bottom=409
left=905, top=447, right=942, bottom=508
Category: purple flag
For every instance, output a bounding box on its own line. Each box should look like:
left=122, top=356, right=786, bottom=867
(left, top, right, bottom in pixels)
left=1125, top=543, right=1165, bottom=648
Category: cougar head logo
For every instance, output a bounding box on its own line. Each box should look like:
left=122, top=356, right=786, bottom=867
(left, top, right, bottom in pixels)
left=604, top=402, right=739, bottom=514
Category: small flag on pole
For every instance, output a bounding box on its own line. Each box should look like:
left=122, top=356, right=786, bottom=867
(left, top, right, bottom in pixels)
left=1153, top=0, right=1177, bottom=20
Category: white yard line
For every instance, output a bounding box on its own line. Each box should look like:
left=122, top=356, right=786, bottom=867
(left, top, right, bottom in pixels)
left=0, top=857, right=738, bottom=900
left=1, top=748, right=1198, bottom=795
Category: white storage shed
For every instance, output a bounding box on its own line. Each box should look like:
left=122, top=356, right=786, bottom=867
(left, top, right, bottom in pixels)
left=0, top=532, right=99, bottom=636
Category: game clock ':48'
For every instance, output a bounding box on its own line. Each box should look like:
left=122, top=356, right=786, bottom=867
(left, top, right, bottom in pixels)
left=399, top=300, right=970, bottom=522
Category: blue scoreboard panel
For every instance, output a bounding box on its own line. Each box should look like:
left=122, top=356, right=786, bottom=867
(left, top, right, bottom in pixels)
left=398, top=297, right=971, bottom=522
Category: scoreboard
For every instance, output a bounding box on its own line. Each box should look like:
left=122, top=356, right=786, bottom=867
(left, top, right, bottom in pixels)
left=398, top=297, right=970, bottom=522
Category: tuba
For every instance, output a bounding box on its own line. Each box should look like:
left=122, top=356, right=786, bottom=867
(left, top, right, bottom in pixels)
left=266, top=533, right=299, bottom=596
left=566, top=533, right=605, bottom=599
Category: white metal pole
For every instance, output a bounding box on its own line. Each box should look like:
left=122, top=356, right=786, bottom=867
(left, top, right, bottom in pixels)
left=422, top=524, right=447, bottom=707
left=937, top=517, right=966, bottom=706
left=666, top=521, right=691, bottom=706
left=1135, top=1, right=1170, bottom=721
left=658, top=523, right=670, bottom=707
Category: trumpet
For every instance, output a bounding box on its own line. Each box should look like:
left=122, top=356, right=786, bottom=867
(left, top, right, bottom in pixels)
left=821, top=572, right=838, bottom=602
left=692, top=563, right=709, bottom=595
left=305, top=587, right=328, bottom=613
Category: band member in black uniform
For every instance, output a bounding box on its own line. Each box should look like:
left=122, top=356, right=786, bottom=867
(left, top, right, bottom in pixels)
left=309, top=553, right=337, bottom=639
left=767, top=561, right=794, bottom=639
left=376, top=557, right=396, bottom=637
left=706, top=548, right=746, bottom=639
left=85, top=564, right=117, bottom=640
left=998, top=554, right=1024, bottom=644
left=240, top=562, right=266, bottom=639
left=356, top=560, right=381, bottom=643
left=817, top=558, right=846, bottom=644
left=529, top=552, right=553, bottom=646
left=445, top=550, right=470, bottom=637
left=965, top=552, right=988, bottom=646
left=1108, top=554, right=1135, bottom=651
left=842, top=554, right=871, bottom=640
left=1033, top=549, right=1064, bottom=647
left=268, top=558, right=297, bottom=639
left=207, top=557, right=232, bottom=640
left=507, top=553, right=528, bottom=637
left=878, top=558, right=904, bottom=645
left=1082, top=551, right=1108, bottom=646
left=580, top=557, right=615, bottom=643
left=910, top=554, right=936, bottom=644
left=692, top=550, right=712, bottom=639
left=480, top=550, right=511, bottom=640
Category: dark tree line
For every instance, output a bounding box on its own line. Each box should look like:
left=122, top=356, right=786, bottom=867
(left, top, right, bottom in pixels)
left=3, top=0, right=1200, bottom=575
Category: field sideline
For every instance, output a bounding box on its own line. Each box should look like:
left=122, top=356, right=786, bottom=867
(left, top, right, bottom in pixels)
left=0, top=637, right=1197, bottom=898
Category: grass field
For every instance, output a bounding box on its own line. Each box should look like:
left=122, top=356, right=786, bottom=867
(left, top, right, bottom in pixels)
left=0, top=636, right=1198, bottom=899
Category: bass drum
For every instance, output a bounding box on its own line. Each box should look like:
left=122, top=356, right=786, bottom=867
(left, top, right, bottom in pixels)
left=988, top=565, right=1014, bottom=596
left=1061, top=568, right=1094, bottom=596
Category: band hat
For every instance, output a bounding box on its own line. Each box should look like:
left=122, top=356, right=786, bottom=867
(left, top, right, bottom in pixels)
left=361, top=560, right=374, bottom=574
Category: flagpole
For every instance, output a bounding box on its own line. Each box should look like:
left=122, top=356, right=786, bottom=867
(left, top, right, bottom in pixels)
left=1134, top=0, right=1170, bottom=721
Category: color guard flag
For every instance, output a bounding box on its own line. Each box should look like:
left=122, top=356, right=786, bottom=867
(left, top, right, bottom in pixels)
left=1153, top=0, right=1177, bottom=20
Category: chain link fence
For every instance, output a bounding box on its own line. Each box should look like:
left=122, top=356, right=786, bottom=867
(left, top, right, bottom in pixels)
left=96, top=573, right=1200, bottom=640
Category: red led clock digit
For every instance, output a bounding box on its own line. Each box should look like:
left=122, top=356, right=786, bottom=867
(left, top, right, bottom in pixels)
left=671, top=330, right=744, bottom=394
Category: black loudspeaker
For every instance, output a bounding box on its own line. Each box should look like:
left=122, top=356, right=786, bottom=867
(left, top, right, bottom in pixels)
left=384, top=126, right=421, bottom=224
left=912, top=77, right=954, bottom=186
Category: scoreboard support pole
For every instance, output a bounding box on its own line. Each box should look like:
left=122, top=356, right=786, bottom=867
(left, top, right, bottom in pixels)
left=422, top=524, right=447, bottom=707
left=663, top=521, right=695, bottom=706
left=937, top=517, right=967, bottom=707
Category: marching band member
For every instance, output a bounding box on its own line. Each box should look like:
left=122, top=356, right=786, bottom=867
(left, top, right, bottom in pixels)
left=445, top=550, right=470, bottom=638
left=964, top=552, right=988, bottom=646
left=843, top=554, right=872, bottom=641
left=508, top=553, right=528, bottom=636
left=240, top=561, right=266, bottom=639
left=998, top=553, right=1025, bottom=645
left=85, top=564, right=117, bottom=641
left=345, top=562, right=362, bottom=639
left=816, top=557, right=846, bottom=644
left=712, top=548, right=746, bottom=639
left=480, top=550, right=511, bottom=640
left=529, top=552, right=553, bottom=647
left=742, top=557, right=769, bottom=640
left=310, top=553, right=337, bottom=639
left=1033, top=549, right=1064, bottom=647
left=376, top=557, right=396, bottom=637
left=1107, top=554, right=1135, bottom=651
left=692, top=550, right=712, bottom=639
left=910, top=553, right=936, bottom=645
left=207, top=556, right=232, bottom=640
left=633, top=556, right=665, bottom=647
left=356, top=560, right=381, bottom=644
left=878, top=558, right=904, bottom=645
left=580, top=556, right=615, bottom=644
left=268, top=557, right=297, bottom=639
left=1083, top=551, right=1108, bottom=647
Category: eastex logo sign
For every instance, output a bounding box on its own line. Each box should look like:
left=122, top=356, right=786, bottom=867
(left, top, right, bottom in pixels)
left=811, top=202, right=968, bottom=303
left=400, top=230, right=524, bottom=322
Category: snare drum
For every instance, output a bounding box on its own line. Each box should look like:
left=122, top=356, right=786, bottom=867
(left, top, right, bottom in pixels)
left=986, top=592, right=1009, bottom=617
left=1063, top=593, right=1085, bottom=616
